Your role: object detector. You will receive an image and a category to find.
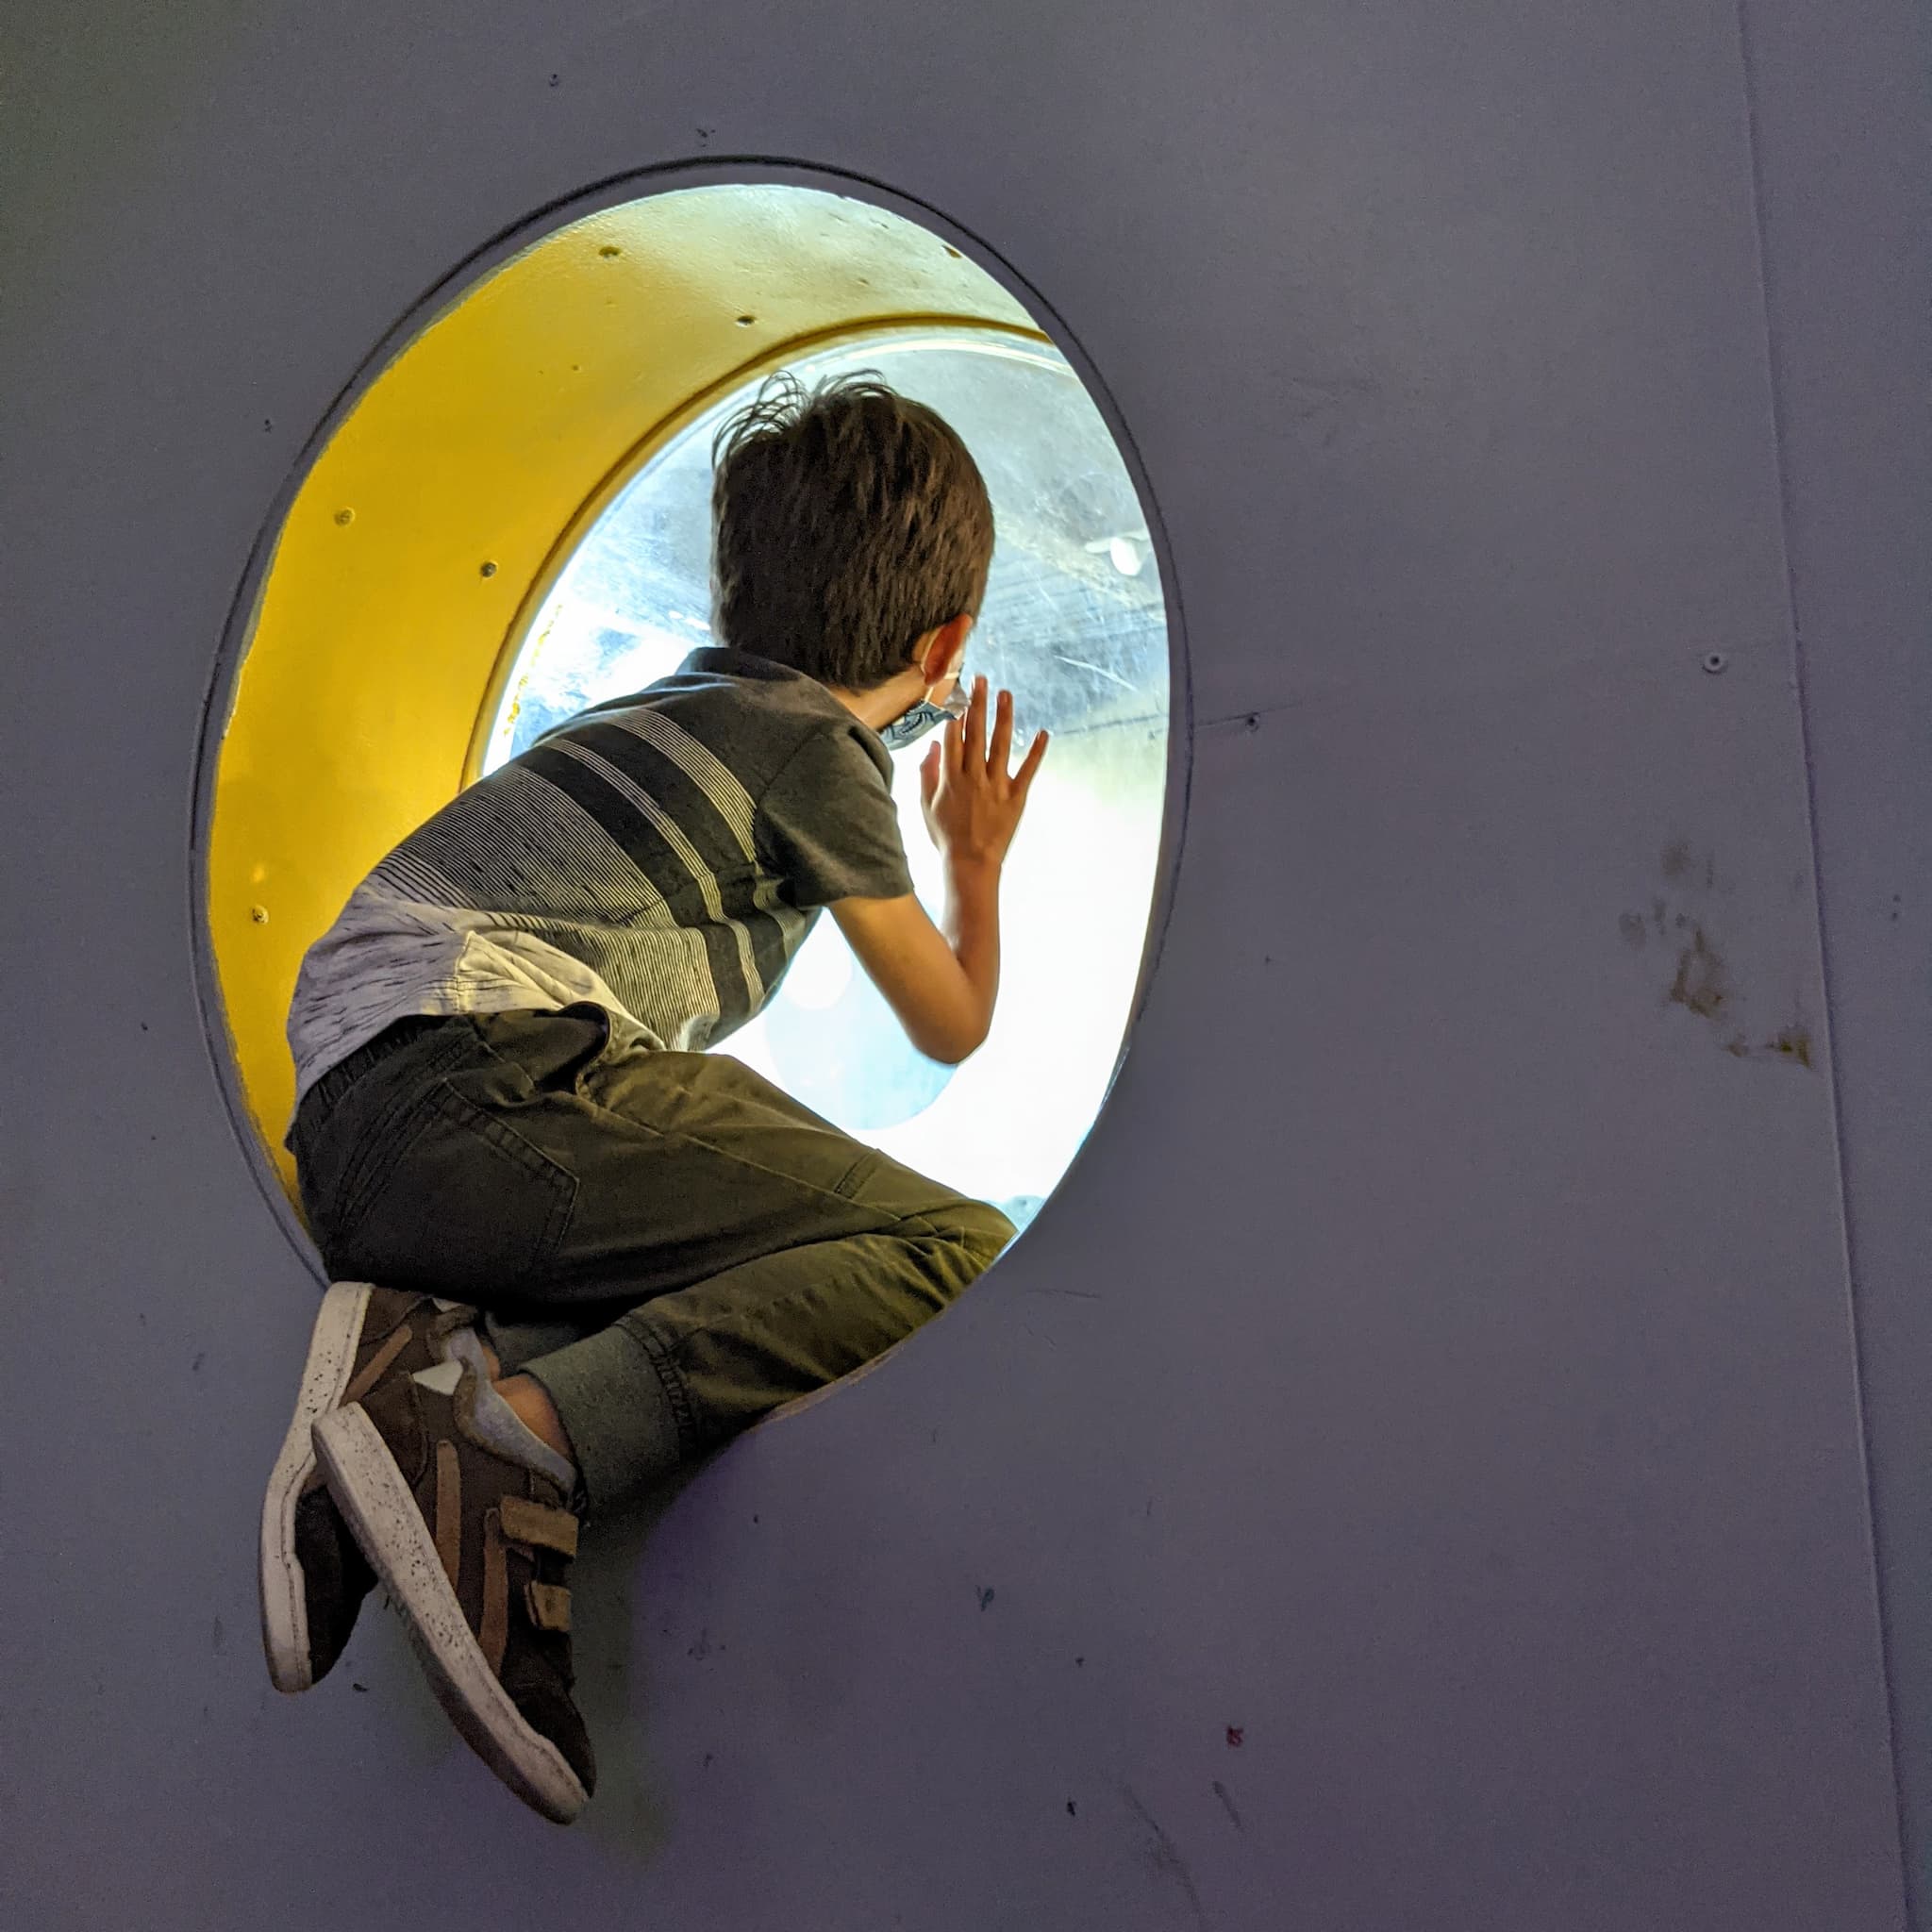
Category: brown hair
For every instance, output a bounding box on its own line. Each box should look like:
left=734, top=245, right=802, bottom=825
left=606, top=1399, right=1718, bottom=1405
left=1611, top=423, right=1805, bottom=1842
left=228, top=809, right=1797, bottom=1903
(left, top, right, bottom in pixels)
left=709, top=371, right=994, bottom=690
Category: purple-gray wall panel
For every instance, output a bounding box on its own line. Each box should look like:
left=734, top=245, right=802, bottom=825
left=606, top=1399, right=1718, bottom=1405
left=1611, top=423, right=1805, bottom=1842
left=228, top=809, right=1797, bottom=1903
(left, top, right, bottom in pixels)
left=2, top=2, right=1922, bottom=1925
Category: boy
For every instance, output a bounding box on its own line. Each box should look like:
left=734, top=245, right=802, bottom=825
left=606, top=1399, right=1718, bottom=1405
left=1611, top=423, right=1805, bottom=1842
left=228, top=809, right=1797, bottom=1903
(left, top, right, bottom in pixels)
left=258, top=373, right=1048, bottom=1824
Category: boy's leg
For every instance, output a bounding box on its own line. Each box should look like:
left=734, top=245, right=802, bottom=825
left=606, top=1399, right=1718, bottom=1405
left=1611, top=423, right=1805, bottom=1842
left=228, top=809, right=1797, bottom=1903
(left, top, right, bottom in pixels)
left=297, top=1003, right=1014, bottom=1516
left=499, top=1199, right=1008, bottom=1516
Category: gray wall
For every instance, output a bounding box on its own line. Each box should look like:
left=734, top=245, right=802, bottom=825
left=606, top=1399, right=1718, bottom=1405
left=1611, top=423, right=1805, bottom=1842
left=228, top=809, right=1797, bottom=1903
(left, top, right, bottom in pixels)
left=4, top=3, right=1927, bottom=1926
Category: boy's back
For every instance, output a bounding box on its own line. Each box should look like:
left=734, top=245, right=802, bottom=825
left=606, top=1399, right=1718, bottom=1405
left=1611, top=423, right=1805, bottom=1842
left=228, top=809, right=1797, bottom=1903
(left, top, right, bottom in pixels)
left=287, top=647, right=913, bottom=1110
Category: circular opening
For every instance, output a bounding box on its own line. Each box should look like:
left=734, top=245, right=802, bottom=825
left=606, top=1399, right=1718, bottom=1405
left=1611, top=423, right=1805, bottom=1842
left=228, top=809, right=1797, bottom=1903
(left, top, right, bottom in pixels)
left=198, top=174, right=1182, bottom=1245
left=483, top=328, right=1168, bottom=1226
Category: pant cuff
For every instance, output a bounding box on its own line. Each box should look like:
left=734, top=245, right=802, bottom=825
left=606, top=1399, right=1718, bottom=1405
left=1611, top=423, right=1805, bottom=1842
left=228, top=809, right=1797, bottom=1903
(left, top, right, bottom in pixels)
left=516, top=1320, right=686, bottom=1518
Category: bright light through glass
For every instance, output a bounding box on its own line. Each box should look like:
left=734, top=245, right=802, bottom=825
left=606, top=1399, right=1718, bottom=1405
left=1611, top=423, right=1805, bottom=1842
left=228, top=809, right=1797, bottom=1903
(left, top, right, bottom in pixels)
left=484, top=331, right=1170, bottom=1229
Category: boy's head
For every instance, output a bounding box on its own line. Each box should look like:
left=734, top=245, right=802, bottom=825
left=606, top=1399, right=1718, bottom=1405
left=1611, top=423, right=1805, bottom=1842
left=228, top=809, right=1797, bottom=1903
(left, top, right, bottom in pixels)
left=709, top=372, right=994, bottom=691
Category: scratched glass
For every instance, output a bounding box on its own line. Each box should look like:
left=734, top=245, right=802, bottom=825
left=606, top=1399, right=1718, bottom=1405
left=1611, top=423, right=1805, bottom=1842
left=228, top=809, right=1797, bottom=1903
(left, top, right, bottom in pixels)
left=485, top=331, right=1170, bottom=1228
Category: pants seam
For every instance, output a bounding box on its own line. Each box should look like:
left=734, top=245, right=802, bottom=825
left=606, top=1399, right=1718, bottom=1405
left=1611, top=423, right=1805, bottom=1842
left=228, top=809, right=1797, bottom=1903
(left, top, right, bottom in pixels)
left=562, top=1085, right=979, bottom=1229
left=483, top=1025, right=975, bottom=1224
left=619, top=1217, right=971, bottom=1372
left=613, top=1316, right=702, bottom=1457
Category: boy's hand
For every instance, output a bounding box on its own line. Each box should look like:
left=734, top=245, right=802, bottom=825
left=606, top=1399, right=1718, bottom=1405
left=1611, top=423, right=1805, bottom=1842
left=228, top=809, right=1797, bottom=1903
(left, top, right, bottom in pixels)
left=830, top=679, right=1046, bottom=1065
left=919, top=676, right=1049, bottom=870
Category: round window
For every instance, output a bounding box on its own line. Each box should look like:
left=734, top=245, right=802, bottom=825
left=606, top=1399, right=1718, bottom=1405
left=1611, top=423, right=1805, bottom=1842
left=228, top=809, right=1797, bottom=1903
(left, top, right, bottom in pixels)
left=484, top=328, right=1170, bottom=1227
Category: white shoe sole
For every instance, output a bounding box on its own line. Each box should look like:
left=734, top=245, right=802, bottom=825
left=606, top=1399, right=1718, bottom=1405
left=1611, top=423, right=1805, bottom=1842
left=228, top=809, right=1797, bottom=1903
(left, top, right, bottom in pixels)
left=312, top=1401, right=588, bottom=1824
left=258, top=1281, right=377, bottom=1694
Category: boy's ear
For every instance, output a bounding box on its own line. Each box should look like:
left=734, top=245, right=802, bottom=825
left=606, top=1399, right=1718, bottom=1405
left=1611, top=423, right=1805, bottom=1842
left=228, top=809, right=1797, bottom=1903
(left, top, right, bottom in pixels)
left=919, top=613, right=974, bottom=691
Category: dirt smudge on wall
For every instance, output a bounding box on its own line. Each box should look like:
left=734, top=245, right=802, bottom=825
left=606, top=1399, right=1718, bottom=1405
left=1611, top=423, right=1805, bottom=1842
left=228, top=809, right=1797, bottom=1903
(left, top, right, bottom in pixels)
left=1621, top=841, right=1816, bottom=1071
left=1668, top=925, right=1728, bottom=1019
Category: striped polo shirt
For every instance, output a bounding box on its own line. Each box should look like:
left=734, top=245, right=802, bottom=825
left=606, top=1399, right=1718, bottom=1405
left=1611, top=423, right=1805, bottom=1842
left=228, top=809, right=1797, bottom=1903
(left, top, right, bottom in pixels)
left=284, top=648, right=915, bottom=1114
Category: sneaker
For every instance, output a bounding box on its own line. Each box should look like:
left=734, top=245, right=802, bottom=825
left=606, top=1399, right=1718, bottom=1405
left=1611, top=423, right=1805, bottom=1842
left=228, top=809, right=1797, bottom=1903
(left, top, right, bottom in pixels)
left=312, top=1345, right=593, bottom=1824
left=259, top=1283, right=476, bottom=1693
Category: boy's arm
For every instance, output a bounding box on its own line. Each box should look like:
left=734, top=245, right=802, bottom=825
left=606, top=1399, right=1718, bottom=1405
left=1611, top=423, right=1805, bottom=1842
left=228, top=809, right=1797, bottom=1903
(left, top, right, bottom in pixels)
left=831, top=862, right=1001, bottom=1066
left=831, top=677, right=1047, bottom=1066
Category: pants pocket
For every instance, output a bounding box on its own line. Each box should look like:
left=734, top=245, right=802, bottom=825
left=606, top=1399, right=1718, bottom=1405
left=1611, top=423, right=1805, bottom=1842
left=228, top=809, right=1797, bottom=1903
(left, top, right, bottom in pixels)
left=330, top=1078, right=577, bottom=1296
left=467, top=1001, right=615, bottom=1100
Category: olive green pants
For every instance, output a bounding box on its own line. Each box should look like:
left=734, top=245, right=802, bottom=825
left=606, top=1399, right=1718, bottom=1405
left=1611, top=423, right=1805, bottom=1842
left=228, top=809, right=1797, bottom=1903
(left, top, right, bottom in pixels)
left=290, top=1003, right=1013, bottom=1513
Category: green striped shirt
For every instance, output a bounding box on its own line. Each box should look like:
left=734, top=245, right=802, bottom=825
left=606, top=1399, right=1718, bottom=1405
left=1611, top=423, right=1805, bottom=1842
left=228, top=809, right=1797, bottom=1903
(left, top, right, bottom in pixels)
left=286, top=649, right=914, bottom=1108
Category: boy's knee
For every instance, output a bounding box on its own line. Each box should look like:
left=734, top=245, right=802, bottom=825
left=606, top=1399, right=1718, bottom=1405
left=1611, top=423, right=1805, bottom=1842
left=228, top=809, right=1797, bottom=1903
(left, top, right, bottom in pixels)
left=951, top=1197, right=1017, bottom=1272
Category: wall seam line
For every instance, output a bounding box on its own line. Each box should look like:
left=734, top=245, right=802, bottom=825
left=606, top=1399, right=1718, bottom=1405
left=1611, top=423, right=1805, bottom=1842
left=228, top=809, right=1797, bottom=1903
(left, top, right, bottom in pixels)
left=1731, top=3, right=1915, bottom=1924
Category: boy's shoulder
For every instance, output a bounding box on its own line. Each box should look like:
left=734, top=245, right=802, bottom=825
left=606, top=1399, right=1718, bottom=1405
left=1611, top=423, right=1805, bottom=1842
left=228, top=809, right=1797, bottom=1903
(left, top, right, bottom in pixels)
left=533, top=645, right=894, bottom=807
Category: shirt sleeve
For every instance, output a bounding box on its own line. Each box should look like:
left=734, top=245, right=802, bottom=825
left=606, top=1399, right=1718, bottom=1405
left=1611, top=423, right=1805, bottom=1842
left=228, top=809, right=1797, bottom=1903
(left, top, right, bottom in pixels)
left=758, top=721, right=916, bottom=908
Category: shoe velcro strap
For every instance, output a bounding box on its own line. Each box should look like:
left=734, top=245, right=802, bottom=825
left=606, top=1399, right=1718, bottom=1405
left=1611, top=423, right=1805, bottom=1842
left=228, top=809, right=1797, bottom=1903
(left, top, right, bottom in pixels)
left=525, top=1581, right=573, bottom=1633
left=500, top=1493, right=579, bottom=1557
left=434, top=1441, right=462, bottom=1587
left=480, top=1510, right=508, bottom=1674
left=343, top=1324, right=414, bottom=1406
